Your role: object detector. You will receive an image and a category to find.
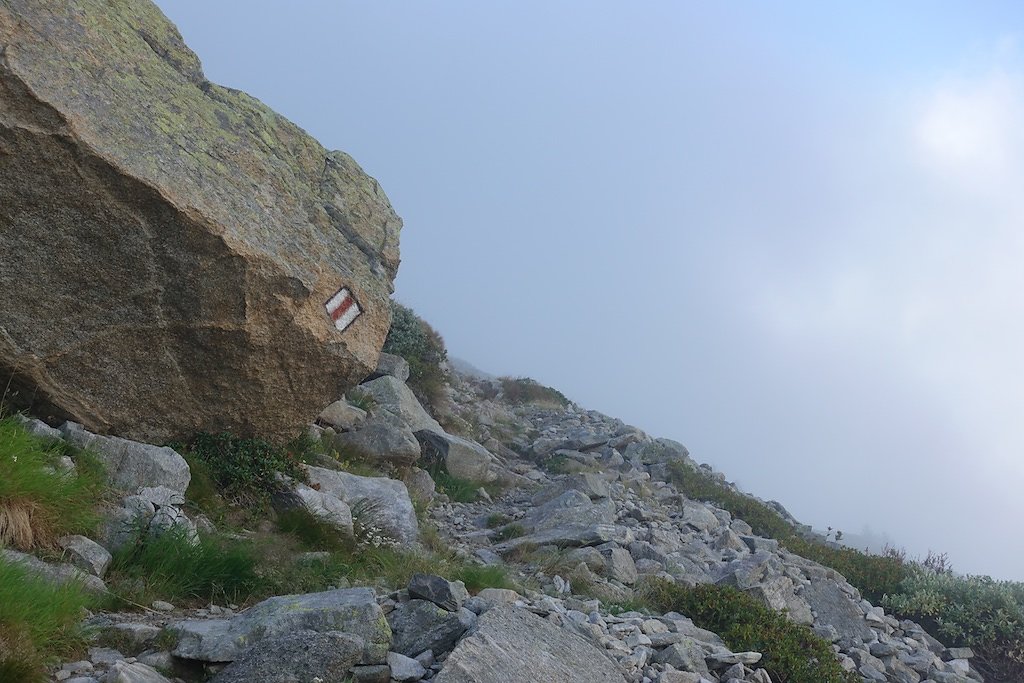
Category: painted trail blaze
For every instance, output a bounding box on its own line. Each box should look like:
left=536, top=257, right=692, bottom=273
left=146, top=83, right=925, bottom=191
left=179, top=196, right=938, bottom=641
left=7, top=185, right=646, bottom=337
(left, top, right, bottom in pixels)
left=325, top=287, right=361, bottom=332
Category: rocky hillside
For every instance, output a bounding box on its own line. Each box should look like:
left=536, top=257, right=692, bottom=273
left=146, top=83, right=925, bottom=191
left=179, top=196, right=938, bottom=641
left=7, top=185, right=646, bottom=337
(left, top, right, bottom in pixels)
left=0, top=2, right=1009, bottom=683
left=0, top=351, right=986, bottom=683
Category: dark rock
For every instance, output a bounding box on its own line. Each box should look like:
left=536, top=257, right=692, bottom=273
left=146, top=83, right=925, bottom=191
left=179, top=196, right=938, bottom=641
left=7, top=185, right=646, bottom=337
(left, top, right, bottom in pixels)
left=388, top=599, right=475, bottom=658
left=408, top=574, right=470, bottom=612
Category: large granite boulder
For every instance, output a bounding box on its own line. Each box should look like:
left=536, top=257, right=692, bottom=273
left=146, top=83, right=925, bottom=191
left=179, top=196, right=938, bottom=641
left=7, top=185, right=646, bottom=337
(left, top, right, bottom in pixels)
left=0, top=0, right=402, bottom=442
left=171, top=588, right=390, bottom=664
left=435, top=605, right=626, bottom=683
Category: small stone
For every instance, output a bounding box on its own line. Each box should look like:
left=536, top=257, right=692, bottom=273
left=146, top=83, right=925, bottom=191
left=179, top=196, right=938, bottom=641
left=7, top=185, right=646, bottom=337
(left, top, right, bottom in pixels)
left=388, top=651, right=427, bottom=681
left=151, top=600, right=175, bottom=612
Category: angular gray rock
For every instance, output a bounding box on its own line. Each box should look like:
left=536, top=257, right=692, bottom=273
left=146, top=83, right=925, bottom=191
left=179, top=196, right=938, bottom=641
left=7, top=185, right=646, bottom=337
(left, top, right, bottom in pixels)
left=388, top=651, right=427, bottom=682
left=211, top=630, right=367, bottom=683
left=360, top=376, right=443, bottom=433
left=388, top=599, right=475, bottom=657
left=408, top=574, right=470, bottom=612
left=2, top=548, right=106, bottom=593
left=434, top=605, right=626, bottom=683
left=334, top=417, right=422, bottom=466
left=800, top=579, right=875, bottom=642
left=59, top=535, right=112, bottom=578
left=305, top=465, right=419, bottom=544
left=0, top=0, right=401, bottom=443
left=171, top=588, right=390, bottom=663
left=368, top=352, right=411, bottom=382
left=289, top=480, right=354, bottom=537
left=415, top=429, right=496, bottom=482
left=60, top=423, right=190, bottom=495
left=319, top=400, right=368, bottom=431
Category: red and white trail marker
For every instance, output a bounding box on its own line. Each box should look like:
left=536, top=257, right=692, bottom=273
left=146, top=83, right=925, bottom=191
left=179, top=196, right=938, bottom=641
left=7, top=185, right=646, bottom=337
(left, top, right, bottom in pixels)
left=325, top=286, right=361, bottom=332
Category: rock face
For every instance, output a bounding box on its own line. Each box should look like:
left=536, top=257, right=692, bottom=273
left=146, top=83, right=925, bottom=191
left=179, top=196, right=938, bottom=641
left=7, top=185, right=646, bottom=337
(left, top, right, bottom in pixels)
left=0, top=0, right=402, bottom=442
left=171, top=588, right=390, bottom=664
left=434, top=605, right=627, bottom=683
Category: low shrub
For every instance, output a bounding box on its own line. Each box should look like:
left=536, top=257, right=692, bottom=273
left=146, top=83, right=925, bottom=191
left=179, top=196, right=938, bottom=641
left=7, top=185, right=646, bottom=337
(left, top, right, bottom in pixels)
left=183, top=432, right=309, bottom=505
left=107, top=526, right=259, bottom=605
left=0, top=554, right=94, bottom=681
left=382, top=301, right=448, bottom=410
left=0, top=417, right=104, bottom=550
left=883, top=567, right=1024, bottom=682
left=498, top=377, right=570, bottom=407
left=638, top=579, right=858, bottom=683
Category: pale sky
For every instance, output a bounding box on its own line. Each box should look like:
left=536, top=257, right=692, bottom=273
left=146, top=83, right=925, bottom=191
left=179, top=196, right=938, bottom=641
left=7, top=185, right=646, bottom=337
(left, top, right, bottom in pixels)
left=155, top=1, right=1024, bottom=579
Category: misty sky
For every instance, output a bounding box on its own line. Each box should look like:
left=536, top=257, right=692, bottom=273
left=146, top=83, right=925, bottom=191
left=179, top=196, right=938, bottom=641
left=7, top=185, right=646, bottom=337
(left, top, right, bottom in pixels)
left=155, top=1, right=1024, bottom=579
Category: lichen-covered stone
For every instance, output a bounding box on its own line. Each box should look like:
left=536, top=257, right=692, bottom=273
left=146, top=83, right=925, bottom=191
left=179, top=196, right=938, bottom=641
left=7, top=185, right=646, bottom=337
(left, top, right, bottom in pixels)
left=0, top=0, right=402, bottom=442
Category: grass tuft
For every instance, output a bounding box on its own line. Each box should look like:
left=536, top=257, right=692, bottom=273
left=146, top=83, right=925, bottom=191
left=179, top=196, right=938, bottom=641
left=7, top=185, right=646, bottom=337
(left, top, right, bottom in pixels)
left=0, top=417, right=104, bottom=550
left=107, top=526, right=258, bottom=605
left=0, top=555, right=94, bottom=681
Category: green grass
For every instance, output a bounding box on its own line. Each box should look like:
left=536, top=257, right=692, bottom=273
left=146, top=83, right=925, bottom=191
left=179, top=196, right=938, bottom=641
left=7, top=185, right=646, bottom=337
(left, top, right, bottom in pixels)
left=637, top=579, right=858, bottom=683
left=0, top=555, right=94, bottom=682
left=0, top=417, right=105, bottom=550
left=382, top=301, right=449, bottom=412
left=486, top=513, right=511, bottom=528
left=106, top=526, right=259, bottom=605
left=277, top=507, right=350, bottom=552
left=431, top=468, right=479, bottom=503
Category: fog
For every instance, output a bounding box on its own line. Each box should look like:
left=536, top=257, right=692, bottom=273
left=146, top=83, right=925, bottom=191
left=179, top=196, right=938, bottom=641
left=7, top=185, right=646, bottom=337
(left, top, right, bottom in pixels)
left=156, top=1, right=1024, bottom=579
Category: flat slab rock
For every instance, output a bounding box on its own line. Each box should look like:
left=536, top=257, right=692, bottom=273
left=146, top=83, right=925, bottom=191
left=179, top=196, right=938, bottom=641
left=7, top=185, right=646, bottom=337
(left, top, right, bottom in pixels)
left=434, top=605, right=627, bottom=683
left=171, top=588, right=389, bottom=664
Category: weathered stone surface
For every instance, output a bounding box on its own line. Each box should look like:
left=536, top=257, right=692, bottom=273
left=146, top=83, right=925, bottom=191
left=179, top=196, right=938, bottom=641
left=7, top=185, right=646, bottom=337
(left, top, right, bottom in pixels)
left=289, top=480, right=354, bottom=537
left=408, top=574, right=470, bottom=612
left=61, top=423, right=190, bottom=495
left=305, top=465, right=419, bottom=544
left=388, top=599, right=475, bottom=658
left=0, top=0, right=401, bottom=442
left=415, top=429, right=495, bottom=482
left=335, top=417, right=422, bottom=466
left=368, top=352, right=411, bottom=382
left=435, top=605, right=626, bottom=683
left=361, top=376, right=442, bottom=433
left=387, top=651, right=427, bottom=682
left=171, top=588, right=390, bottom=663
left=59, top=535, right=112, bottom=578
left=652, top=639, right=710, bottom=674
left=800, top=579, right=875, bottom=642
left=319, top=400, right=368, bottom=431
left=211, top=630, right=367, bottom=683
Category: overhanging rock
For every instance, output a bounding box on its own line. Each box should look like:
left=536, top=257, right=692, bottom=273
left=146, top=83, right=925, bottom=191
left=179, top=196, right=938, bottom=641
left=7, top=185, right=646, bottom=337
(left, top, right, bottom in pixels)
left=0, top=0, right=402, bottom=441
